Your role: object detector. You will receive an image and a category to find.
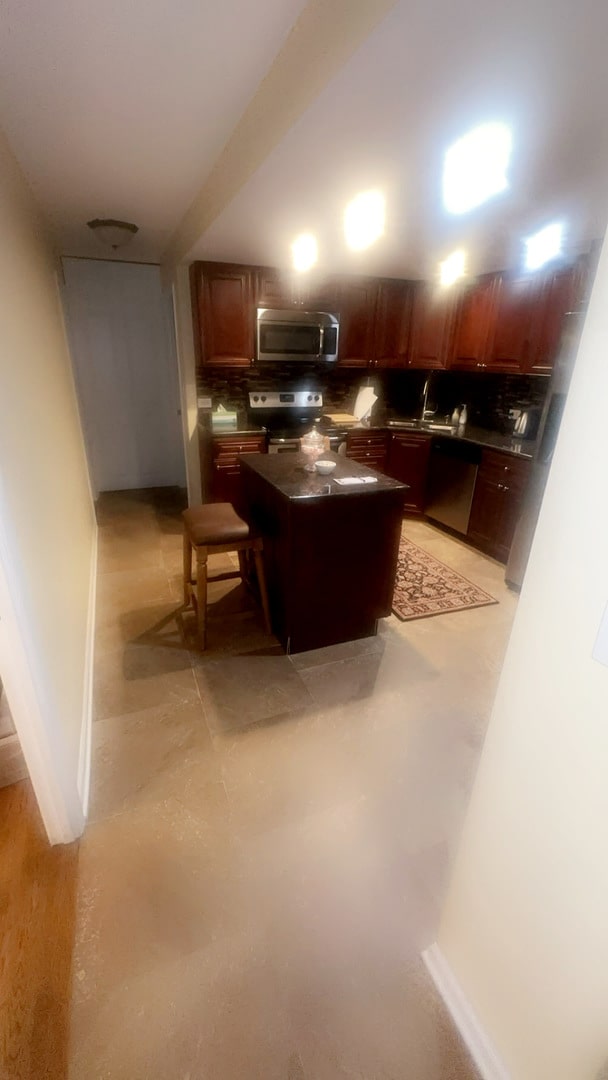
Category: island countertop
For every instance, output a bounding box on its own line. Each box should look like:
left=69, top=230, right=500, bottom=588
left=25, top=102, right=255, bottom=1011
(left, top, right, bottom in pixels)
left=239, top=451, right=407, bottom=501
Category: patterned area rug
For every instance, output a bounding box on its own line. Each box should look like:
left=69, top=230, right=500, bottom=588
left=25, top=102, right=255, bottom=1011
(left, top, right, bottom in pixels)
left=392, top=537, right=498, bottom=621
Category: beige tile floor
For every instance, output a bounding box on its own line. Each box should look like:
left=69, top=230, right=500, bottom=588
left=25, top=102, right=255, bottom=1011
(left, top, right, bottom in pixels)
left=69, top=487, right=518, bottom=1080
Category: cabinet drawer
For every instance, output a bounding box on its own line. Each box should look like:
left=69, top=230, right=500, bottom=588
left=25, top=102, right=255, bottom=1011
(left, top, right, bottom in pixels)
left=211, top=435, right=266, bottom=460
left=480, top=450, right=530, bottom=487
left=347, top=450, right=387, bottom=471
left=346, top=432, right=387, bottom=452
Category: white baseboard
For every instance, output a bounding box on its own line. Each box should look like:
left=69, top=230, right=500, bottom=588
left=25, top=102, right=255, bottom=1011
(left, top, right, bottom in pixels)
left=77, top=522, right=98, bottom=818
left=422, top=944, right=510, bottom=1080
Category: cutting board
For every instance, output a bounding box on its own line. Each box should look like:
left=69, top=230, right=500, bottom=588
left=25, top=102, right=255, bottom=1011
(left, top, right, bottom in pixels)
left=321, top=412, right=358, bottom=426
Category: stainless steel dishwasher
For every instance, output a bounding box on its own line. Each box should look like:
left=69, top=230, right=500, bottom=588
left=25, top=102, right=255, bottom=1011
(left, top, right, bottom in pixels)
left=425, top=437, right=482, bottom=535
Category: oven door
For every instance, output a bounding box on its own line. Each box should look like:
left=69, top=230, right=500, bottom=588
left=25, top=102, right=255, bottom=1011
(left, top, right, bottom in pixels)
left=268, top=437, right=302, bottom=454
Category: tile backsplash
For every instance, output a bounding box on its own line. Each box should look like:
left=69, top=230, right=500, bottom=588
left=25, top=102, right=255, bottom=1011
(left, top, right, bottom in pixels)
left=199, top=365, right=548, bottom=435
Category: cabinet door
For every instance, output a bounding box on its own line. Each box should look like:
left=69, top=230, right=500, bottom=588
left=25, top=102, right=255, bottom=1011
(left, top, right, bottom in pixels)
left=409, top=283, right=455, bottom=369
left=450, top=275, right=496, bottom=370
left=336, top=278, right=379, bottom=367
left=529, top=264, right=579, bottom=374
left=488, top=274, right=537, bottom=372
left=191, top=262, right=253, bottom=368
left=385, top=434, right=432, bottom=513
left=210, top=434, right=266, bottom=504
left=255, top=266, right=292, bottom=308
left=468, top=451, right=530, bottom=561
left=372, top=280, right=412, bottom=368
left=467, top=474, right=505, bottom=553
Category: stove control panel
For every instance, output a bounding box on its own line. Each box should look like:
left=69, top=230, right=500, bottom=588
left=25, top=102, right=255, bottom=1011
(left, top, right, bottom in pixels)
left=249, top=391, right=323, bottom=408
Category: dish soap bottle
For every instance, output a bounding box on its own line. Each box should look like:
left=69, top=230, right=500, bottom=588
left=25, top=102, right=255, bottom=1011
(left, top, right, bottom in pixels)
left=458, top=404, right=468, bottom=431
left=451, top=406, right=460, bottom=429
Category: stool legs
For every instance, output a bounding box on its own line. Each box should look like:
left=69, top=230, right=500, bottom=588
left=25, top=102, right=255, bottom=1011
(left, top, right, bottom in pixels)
left=182, top=522, right=271, bottom=650
left=237, top=549, right=248, bottom=585
left=253, top=544, right=271, bottom=634
left=183, top=529, right=192, bottom=606
left=196, top=549, right=208, bottom=650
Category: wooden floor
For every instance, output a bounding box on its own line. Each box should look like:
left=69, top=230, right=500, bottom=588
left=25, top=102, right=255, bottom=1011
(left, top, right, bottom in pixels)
left=0, top=780, right=78, bottom=1079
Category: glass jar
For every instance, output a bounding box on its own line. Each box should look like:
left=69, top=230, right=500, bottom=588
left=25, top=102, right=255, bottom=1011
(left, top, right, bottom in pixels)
left=300, top=420, right=330, bottom=471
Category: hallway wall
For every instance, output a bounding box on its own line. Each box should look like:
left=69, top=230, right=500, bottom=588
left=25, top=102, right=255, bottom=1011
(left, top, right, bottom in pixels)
left=0, top=125, right=95, bottom=840
left=435, top=234, right=608, bottom=1078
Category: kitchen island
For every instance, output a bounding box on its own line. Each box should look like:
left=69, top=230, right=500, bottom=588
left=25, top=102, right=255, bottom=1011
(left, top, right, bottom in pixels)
left=240, top=452, right=406, bottom=654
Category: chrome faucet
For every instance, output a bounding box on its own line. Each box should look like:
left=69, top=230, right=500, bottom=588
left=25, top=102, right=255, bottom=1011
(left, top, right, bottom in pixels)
left=420, top=374, right=436, bottom=420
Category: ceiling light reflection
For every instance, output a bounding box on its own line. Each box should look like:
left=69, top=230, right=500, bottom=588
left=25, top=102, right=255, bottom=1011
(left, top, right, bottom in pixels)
left=440, top=249, right=466, bottom=286
left=291, top=233, right=318, bottom=272
left=525, top=223, right=563, bottom=270
left=443, top=122, right=512, bottom=214
left=344, top=190, right=385, bottom=251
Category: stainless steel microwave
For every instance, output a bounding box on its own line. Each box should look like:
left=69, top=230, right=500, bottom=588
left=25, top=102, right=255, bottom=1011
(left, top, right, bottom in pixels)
left=256, top=308, right=339, bottom=364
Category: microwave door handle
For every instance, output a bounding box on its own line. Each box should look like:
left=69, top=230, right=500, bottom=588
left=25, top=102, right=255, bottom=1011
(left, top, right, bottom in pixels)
left=318, top=325, right=325, bottom=358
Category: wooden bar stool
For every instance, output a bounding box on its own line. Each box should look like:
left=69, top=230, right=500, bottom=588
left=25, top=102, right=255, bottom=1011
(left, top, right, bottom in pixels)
left=182, top=502, right=271, bottom=650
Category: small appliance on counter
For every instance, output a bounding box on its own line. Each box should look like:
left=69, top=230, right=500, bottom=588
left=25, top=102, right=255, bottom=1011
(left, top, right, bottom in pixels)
left=512, top=407, right=541, bottom=440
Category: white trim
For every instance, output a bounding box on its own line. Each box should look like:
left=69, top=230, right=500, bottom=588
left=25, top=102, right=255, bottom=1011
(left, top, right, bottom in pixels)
left=422, top=944, right=510, bottom=1080
left=77, top=522, right=98, bottom=817
left=171, top=267, right=202, bottom=506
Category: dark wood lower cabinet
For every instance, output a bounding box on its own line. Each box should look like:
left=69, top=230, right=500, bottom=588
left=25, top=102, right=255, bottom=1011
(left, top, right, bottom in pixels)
left=208, top=434, right=267, bottom=505
left=467, top=449, right=530, bottom=562
left=385, top=433, right=432, bottom=513
left=345, top=431, right=388, bottom=473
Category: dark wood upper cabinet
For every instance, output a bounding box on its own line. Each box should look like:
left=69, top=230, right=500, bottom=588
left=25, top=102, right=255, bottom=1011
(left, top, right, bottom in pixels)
left=409, top=283, right=456, bottom=369
left=372, top=279, right=412, bottom=368
left=528, top=262, right=582, bottom=375
left=335, top=277, right=379, bottom=367
left=191, top=261, right=253, bottom=368
left=255, top=267, right=291, bottom=308
left=450, top=275, right=496, bottom=370
left=190, top=254, right=593, bottom=376
left=487, top=273, right=538, bottom=373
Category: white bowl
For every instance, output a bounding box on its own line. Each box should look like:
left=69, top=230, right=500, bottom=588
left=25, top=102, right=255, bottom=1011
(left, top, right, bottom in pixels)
left=315, top=459, right=337, bottom=475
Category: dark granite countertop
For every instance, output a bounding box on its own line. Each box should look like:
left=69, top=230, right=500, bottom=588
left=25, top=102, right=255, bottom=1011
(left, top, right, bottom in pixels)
left=339, top=420, right=535, bottom=460
left=240, top=451, right=407, bottom=501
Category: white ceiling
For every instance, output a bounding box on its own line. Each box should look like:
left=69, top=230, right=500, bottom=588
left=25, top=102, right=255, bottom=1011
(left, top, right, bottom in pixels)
left=0, top=0, right=607, bottom=274
left=195, top=0, right=608, bottom=277
left=0, top=0, right=306, bottom=260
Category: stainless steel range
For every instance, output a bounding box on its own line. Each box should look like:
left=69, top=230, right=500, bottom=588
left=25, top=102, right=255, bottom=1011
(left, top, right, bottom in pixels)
left=248, top=389, right=325, bottom=453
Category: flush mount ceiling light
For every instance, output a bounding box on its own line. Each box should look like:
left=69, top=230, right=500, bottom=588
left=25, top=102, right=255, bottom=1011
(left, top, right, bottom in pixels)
left=525, top=222, right=563, bottom=271
left=440, top=249, right=466, bottom=286
left=443, top=122, right=512, bottom=214
left=291, top=232, right=318, bottom=272
left=87, top=218, right=139, bottom=250
left=344, top=190, right=385, bottom=251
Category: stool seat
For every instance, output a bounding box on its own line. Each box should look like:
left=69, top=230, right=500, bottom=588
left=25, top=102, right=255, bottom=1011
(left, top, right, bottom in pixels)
left=182, top=501, right=271, bottom=650
left=183, top=502, right=251, bottom=546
